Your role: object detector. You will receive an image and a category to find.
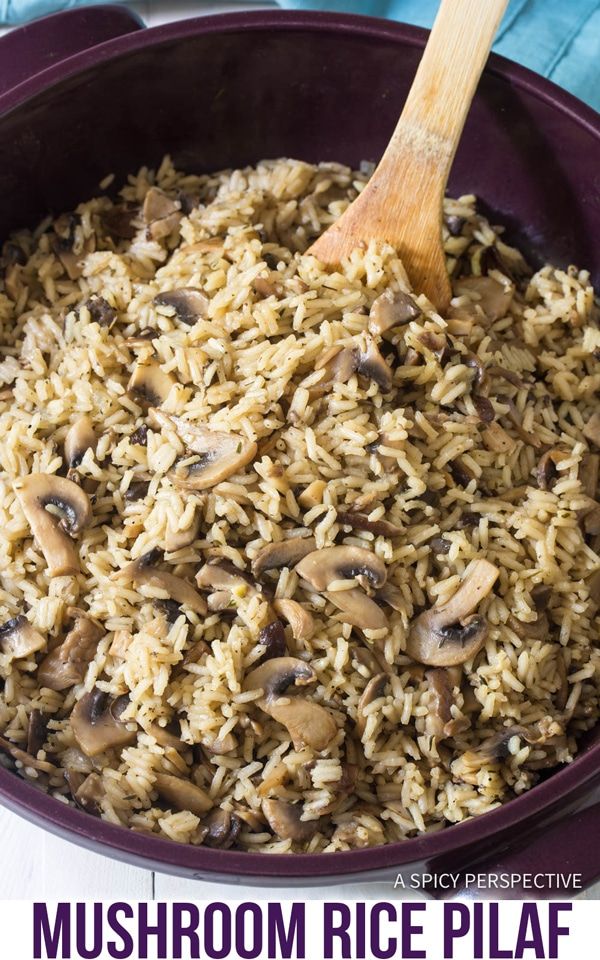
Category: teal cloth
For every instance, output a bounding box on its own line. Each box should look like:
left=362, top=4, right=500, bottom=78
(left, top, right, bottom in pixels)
left=2, top=0, right=600, bottom=112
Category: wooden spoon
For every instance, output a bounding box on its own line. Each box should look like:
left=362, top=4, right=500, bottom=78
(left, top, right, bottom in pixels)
left=309, top=0, right=509, bottom=311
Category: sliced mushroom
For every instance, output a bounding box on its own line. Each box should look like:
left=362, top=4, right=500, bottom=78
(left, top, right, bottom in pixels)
left=425, top=666, right=464, bottom=739
left=296, top=545, right=386, bottom=591
left=150, top=408, right=257, bottom=490
left=83, top=295, right=117, bottom=329
left=154, top=288, right=209, bottom=325
left=70, top=690, right=136, bottom=757
left=0, top=734, right=57, bottom=774
left=66, top=771, right=104, bottom=816
left=243, top=656, right=337, bottom=751
left=38, top=608, right=103, bottom=691
left=356, top=337, right=393, bottom=393
left=536, top=448, right=568, bottom=490
left=154, top=772, right=213, bottom=815
left=356, top=673, right=388, bottom=738
left=26, top=709, right=48, bottom=756
left=579, top=453, right=599, bottom=500
left=368, top=289, right=421, bottom=335
left=127, top=359, right=175, bottom=407
left=583, top=412, right=600, bottom=448
left=335, top=511, right=403, bottom=538
left=51, top=234, right=94, bottom=280
left=252, top=536, right=316, bottom=576
left=257, top=620, right=287, bottom=661
left=506, top=611, right=548, bottom=642
left=454, top=275, right=513, bottom=323
left=202, top=808, right=241, bottom=849
left=0, top=615, right=45, bottom=660
left=407, top=559, right=499, bottom=666
left=196, top=560, right=258, bottom=609
left=272, top=599, right=314, bottom=641
left=142, top=187, right=182, bottom=241
left=64, top=415, right=96, bottom=470
left=144, top=719, right=186, bottom=751
left=310, top=345, right=358, bottom=397
left=14, top=474, right=92, bottom=576
left=262, top=798, right=317, bottom=842
left=327, top=588, right=388, bottom=632
left=115, top=549, right=207, bottom=615
left=481, top=422, right=516, bottom=454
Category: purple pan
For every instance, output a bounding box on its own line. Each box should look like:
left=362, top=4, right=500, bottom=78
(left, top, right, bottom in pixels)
left=0, top=4, right=599, bottom=894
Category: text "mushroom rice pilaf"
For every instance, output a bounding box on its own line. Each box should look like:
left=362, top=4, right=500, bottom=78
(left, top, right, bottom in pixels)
left=0, top=157, right=599, bottom=853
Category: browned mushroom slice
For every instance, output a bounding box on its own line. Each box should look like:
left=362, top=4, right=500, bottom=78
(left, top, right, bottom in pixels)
left=536, top=448, right=568, bottom=490
left=143, top=719, right=186, bottom=751
left=327, top=588, right=388, bottom=632
left=335, top=511, right=403, bottom=538
left=506, top=611, right=548, bottom=642
left=407, top=559, right=499, bottom=667
left=154, top=772, right=213, bottom=816
left=203, top=808, right=242, bottom=849
left=296, top=545, right=386, bottom=591
left=262, top=798, right=318, bottom=842
left=84, top=295, right=117, bottom=329
left=356, top=673, right=388, bottom=738
left=26, top=709, right=48, bottom=755
left=154, top=288, right=209, bottom=325
left=368, top=289, right=421, bottom=335
left=310, top=345, right=358, bottom=397
left=0, top=615, right=45, bottom=660
left=0, top=735, right=57, bottom=774
left=115, top=549, right=207, bottom=615
left=583, top=412, right=600, bottom=448
left=481, top=422, right=516, bottom=454
left=51, top=235, right=94, bottom=280
left=71, top=691, right=136, bottom=757
left=64, top=415, right=96, bottom=470
left=127, top=359, right=175, bottom=407
left=102, top=204, right=138, bottom=241
left=196, top=560, right=259, bottom=609
left=272, top=599, right=314, bottom=641
left=150, top=408, right=257, bottom=490
left=252, top=536, right=316, bottom=576
left=142, top=187, right=182, bottom=241
left=14, top=474, right=92, bottom=576
left=425, top=666, right=464, bottom=739
left=257, top=620, right=287, bottom=661
left=38, top=608, right=103, bottom=691
left=356, top=337, right=393, bottom=393
left=243, top=656, right=337, bottom=751
left=375, top=581, right=405, bottom=612
left=453, top=276, right=513, bottom=323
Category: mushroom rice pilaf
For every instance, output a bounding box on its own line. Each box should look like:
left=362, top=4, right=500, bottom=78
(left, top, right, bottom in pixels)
left=0, top=156, right=599, bottom=852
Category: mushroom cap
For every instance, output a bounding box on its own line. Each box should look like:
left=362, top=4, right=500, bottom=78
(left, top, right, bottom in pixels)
left=406, top=559, right=499, bottom=667
left=252, top=536, right=316, bottom=576
left=71, top=690, right=137, bottom=757
left=14, top=473, right=92, bottom=576
left=262, top=798, right=317, bottom=842
left=356, top=337, right=393, bottom=393
left=355, top=673, right=388, bottom=738
left=0, top=615, right=46, bottom=660
left=154, top=288, right=209, bottom=326
left=64, top=415, right=96, bottom=469
left=150, top=408, right=257, bottom=490
left=244, top=656, right=337, bottom=751
left=154, top=772, right=213, bottom=816
left=452, top=276, right=513, bottom=323
left=203, top=808, right=242, bottom=849
left=127, top=359, right=175, bottom=407
left=272, top=599, right=315, bottom=641
left=296, top=545, right=387, bottom=591
left=38, top=609, right=103, bottom=691
left=327, top=587, right=388, bottom=633
left=368, top=288, right=421, bottom=335
left=116, top=550, right=207, bottom=615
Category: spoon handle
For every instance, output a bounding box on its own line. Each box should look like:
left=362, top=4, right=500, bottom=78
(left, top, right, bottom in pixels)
left=386, top=0, right=509, bottom=169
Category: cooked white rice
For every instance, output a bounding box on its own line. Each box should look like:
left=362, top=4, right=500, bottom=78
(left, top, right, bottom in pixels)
left=0, top=156, right=598, bottom=853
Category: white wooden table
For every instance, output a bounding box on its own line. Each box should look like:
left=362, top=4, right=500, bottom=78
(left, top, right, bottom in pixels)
left=0, top=0, right=598, bottom=903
